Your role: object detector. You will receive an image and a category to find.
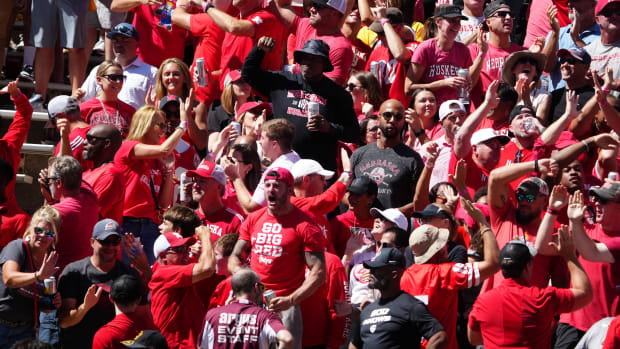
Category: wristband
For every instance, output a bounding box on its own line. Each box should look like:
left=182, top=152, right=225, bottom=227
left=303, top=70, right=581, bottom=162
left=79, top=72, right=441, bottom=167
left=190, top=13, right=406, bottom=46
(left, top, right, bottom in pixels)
left=341, top=171, right=353, bottom=178
left=534, top=159, right=539, bottom=173
left=602, top=86, right=611, bottom=95
left=546, top=207, right=559, bottom=215
left=176, top=121, right=188, bottom=132
left=478, top=51, right=486, bottom=58
left=380, top=18, right=390, bottom=26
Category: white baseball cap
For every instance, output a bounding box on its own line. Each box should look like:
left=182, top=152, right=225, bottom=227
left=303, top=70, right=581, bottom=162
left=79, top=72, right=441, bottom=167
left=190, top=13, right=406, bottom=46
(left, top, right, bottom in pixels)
left=438, top=100, right=466, bottom=121
left=471, top=128, right=510, bottom=146
left=291, top=159, right=334, bottom=180
left=370, top=208, right=408, bottom=231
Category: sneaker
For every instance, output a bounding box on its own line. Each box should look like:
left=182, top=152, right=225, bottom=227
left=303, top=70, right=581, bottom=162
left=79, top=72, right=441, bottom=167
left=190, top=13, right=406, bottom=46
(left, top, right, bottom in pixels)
left=19, top=65, right=34, bottom=82
left=29, top=93, right=46, bottom=112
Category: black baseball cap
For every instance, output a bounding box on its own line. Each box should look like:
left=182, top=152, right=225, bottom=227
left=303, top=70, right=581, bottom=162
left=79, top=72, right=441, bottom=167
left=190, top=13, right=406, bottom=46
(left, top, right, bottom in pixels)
left=509, top=104, right=536, bottom=123
left=411, top=204, right=450, bottom=218
left=499, top=240, right=537, bottom=266
left=347, top=176, right=378, bottom=196
left=363, top=247, right=406, bottom=269
left=122, top=330, right=169, bottom=349
left=434, top=4, right=467, bottom=19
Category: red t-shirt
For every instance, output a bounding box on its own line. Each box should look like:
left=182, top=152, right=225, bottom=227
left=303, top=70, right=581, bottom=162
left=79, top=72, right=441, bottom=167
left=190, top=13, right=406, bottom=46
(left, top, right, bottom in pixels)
left=82, top=163, right=126, bottom=224
left=189, top=13, right=226, bottom=104
left=53, top=182, right=100, bottom=271
left=194, top=274, right=226, bottom=310
left=207, top=275, right=233, bottom=311
left=0, top=202, right=30, bottom=251
left=113, top=140, right=163, bottom=221
left=468, top=42, right=525, bottom=107
left=561, top=226, right=620, bottom=331
left=603, top=315, right=620, bottom=349
left=161, top=133, right=200, bottom=172
left=54, top=126, right=92, bottom=170
left=238, top=206, right=325, bottom=296
left=291, top=16, right=354, bottom=86
left=366, top=41, right=419, bottom=105
left=469, top=278, right=575, bottom=349
left=131, top=4, right=187, bottom=67
left=401, top=262, right=482, bottom=349
left=196, top=206, right=244, bottom=243
left=448, top=150, right=490, bottom=198
left=478, top=118, right=510, bottom=136
left=92, top=311, right=157, bottom=349
left=80, top=98, right=135, bottom=137
left=349, top=37, right=372, bottom=73
left=219, top=7, right=286, bottom=90
left=329, top=210, right=375, bottom=258
left=300, top=252, right=348, bottom=348
left=149, top=263, right=206, bottom=349
left=222, top=182, right=246, bottom=218
left=0, top=93, right=31, bottom=205
left=410, top=38, right=472, bottom=105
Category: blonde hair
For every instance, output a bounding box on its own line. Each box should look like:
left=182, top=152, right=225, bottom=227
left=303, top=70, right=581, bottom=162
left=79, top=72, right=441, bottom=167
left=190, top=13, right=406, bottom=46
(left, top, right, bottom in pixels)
left=23, top=206, right=61, bottom=246
left=221, top=84, right=235, bottom=115
left=127, top=105, right=164, bottom=142
left=155, top=58, right=193, bottom=101
left=96, top=60, right=123, bottom=78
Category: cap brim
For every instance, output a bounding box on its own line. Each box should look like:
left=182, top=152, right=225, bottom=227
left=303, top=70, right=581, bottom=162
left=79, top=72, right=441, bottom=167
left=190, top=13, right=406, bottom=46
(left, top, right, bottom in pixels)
left=318, top=169, right=335, bottom=179
left=589, top=187, right=616, bottom=201
left=347, top=185, right=366, bottom=195
left=501, top=51, right=546, bottom=87
left=363, top=259, right=386, bottom=269
left=96, top=231, right=121, bottom=240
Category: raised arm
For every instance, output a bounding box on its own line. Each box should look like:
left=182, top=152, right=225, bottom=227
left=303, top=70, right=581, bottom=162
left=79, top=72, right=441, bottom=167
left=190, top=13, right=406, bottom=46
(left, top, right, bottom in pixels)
left=375, top=8, right=410, bottom=63
left=110, top=0, right=163, bottom=12
left=461, top=198, right=499, bottom=281
left=205, top=6, right=257, bottom=36
left=568, top=191, right=615, bottom=263
left=228, top=239, right=252, bottom=274
left=453, top=80, right=500, bottom=159
left=548, top=224, right=593, bottom=311
left=413, top=142, right=439, bottom=210
left=468, top=28, right=488, bottom=87
left=269, top=0, right=297, bottom=30
left=540, top=90, right=579, bottom=145
left=535, top=185, right=569, bottom=255
left=192, top=226, right=216, bottom=283
left=542, top=5, right=561, bottom=73
left=269, top=251, right=326, bottom=312
left=552, top=133, right=617, bottom=169
left=221, top=156, right=262, bottom=214
left=58, top=285, right=102, bottom=328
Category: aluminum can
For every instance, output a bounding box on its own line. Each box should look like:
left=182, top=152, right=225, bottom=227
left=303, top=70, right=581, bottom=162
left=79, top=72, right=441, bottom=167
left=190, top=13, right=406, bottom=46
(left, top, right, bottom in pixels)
left=179, top=172, right=190, bottom=202
left=195, top=58, right=207, bottom=87
left=263, top=289, right=276, bottom=307
left=307, top=102, right=320, bottom=116
left=230, top=121, right=242, bottom=136
left=457, top=68, right=470, bottom=105
left=44, top=277, right=57, bottom=295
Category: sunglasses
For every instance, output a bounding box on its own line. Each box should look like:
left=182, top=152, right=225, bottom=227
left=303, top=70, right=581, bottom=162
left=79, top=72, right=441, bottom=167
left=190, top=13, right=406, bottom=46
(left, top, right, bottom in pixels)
left=98, top=236, right=122, bottom=246
left=103, top=74, right=125, bottom=83
left=492, top=10, right=513, bottom=18
left=345, top=83, right=362, bottom=91
left=516, top=192, right=537, bottom=203
left=45, top=176, right=59, bottom=184
left=86, top=135, right=108, bottom=143
left=382, top=111, right=404, bottom=121
left=34, top=227, right=56, bottom=238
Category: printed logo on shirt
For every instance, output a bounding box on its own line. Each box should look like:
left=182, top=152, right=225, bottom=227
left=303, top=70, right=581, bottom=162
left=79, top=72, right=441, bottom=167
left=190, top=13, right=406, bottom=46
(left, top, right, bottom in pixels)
left=369, top=59, right=398, bottom=88
left=252, top=223, right=283, bottom=264
left=362, top=307, right=392, bottom=327
left=286, top=91, right=326, bottom=119
left=427, top=64, right=460, bottom=78
left=216, top=313, right=260, bottom=344
left=251, top=16, right=263, bottom=25
left=485, top=57, right=506, bottom=72
left=207, top=224, right=223, bottom=238
left=358, top=159, right=401, bottom=196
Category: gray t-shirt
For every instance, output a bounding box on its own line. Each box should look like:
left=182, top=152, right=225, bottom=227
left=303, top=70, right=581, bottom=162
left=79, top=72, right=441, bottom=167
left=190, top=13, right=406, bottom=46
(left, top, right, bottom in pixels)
left=585, top=39, right=620, bottom=99
left=0, top=239, right=50, bottom=323
left=456, top=12, right=484, bottom=43
left=351, top=142, right=423, bottom=209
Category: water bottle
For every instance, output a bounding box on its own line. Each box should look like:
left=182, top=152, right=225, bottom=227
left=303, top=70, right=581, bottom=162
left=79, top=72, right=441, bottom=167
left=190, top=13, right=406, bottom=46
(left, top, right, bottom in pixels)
left=179, top=172, right=190, bottom=202
left=522, top=117, right=537, bottom=135
left=457, top=68, right=470, bottom=105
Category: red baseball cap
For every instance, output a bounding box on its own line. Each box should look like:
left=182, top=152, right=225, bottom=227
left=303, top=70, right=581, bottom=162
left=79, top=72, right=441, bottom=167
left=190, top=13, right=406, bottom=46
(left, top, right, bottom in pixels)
left=236, top=101, right=272, bottom=121
left=264, top=167, right=294, bottom=188
left=153, top=232, right=196, bottom=258
left=186, top=160, right=226, bottom=186
left=596, top=0, right=619, bottom=15
left=224, top=70, right=242, bottom=87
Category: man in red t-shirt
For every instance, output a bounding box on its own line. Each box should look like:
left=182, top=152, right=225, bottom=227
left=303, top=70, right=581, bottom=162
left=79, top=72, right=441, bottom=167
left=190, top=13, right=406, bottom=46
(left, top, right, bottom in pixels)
left=50, top=95, right=92, bottom=170
left=92, top=275, right=156, bottom=349
left=271, top=0, right=353, bottom=85
left=468, top=230, right=592, bottom=348
left=149, top=228, right=215, bottom=349
left=0, top=160, right=30, bottom=250
left=200, top=0, right=286, bottom=90
left=81, top=125, right=125, bottom=224
left=401, top=215, right=500, bottom=349
left=228, top=167, right=327, bottom=349
left=187, top=160, right=244, bottom=243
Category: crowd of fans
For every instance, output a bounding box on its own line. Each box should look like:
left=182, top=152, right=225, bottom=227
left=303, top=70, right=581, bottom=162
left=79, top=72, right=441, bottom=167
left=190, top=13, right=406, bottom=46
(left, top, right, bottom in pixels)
left=0, top=0, right=619, bottom=347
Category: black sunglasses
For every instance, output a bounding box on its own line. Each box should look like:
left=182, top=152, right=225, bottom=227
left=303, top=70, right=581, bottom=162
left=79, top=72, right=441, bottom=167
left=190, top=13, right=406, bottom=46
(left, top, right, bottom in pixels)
left=345, top=83, right=362, bottom=90
left=86, top=135, right=108, bottom=143
left=98, top=236, right=122, bottom=246
left=103, top=74, right=125, bottom=82
left=382, top=111, right=404, bottom=121
left=492, top=10, right=512, bottom=18
left=590, top=195, right=608, bottom=205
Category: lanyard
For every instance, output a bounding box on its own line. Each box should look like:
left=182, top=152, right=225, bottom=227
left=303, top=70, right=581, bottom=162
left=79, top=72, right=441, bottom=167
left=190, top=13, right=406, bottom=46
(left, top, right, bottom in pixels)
left=98, top=98, right=121, bottom=129
left=22, top=240, right=38, bottom=328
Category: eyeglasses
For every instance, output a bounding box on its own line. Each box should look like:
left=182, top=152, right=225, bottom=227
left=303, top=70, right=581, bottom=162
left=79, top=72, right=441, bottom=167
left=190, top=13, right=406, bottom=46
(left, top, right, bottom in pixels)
left=256, top=282, right=265, bottom=293
left=367, top=126, right=380, bottom=133
left=599, top=7, right=620, bottom=17
left=103, top=74, right=125, bottom=83
left=516, top=191, right=536, bottom=203
left=166, top=245, right=188, bottom=255
left=382, top=111, right=404, bottom=121
left=34, top=227, right=56, bottom=238
left=492, top=10, right=513, bottom=18
left=345, top=83, right=362, bottom=91
left=559, top=57, right=581, bottom=65
left=45, top=176, right=59, bottom=184
left=86, top=135, right=108, bottom=143
left=97, top=236, right=122, bottom=246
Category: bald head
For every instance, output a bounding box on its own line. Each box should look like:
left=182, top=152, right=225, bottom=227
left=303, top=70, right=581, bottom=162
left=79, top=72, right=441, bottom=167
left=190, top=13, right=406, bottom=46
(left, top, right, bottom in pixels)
left=231, top=267, right=261, bottom=296
left=379, top=99, right=405, bottom=114
left=82, top=125, right=123, bottom=165
left=378, top=99, right=406, bottom=140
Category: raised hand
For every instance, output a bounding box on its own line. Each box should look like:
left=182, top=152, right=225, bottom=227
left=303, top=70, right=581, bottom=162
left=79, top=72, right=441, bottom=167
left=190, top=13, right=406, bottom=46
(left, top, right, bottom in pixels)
left=484, top=80, right=500, bottom=109
left=449, top=159, right=468, bottom=192
left=145, top=86, right=156, bottom=105
left=566, top=191, right=586, bottom=221
left=548, top=224, right=576, bottom=258
left=257, top=37, right=275, bottom=53
left=549, top=185, right=569, bottom=210
left=83, top=285, right=102, bottom=310
left=38, top=251, right=59, bottom=280
left=564, top=90, right=579, bottom=120
left=0, top=79, right=21, bottom=99
left=460, top=197, right=488, bottom=226
left=537, top=158, right=559, bottom=177
left=547, top=5, right=560, bottom=33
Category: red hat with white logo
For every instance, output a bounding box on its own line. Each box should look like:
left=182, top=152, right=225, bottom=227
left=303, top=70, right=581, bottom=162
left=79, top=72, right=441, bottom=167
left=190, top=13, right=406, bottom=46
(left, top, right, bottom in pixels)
left=186, top=160, right=226, bottom=186
left=153, top=232, right=196, bottom=258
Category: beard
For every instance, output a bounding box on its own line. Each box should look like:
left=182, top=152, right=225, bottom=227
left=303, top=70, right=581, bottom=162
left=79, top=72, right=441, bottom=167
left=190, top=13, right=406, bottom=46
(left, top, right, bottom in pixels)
left=516, top=209, right=540, bottom=224
left=368, top=275, right=389, bottom=291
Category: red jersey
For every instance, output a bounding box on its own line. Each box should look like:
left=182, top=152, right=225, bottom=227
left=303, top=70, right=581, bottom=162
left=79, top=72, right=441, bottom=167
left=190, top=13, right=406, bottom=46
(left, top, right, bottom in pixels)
left=469, top=278, right=575, bottom=349
left=149, top=263, right=206, bottom=349
left=194, top=274, right=226, bottom=310
left=365, top=41, right=419, bottom=102
left=114, top=141, right=163, bottom=221
left=401, top=262, right=482, bottom=349
left=161, top=133, right=200, bottom=172
left=79, top=97, right=135, bottom=137
left=0, top=93, right=31, bottom=205
left=131, top=4, right=187, bottom=67
left=82, top=162, right=126, bottom=224
left=478, top=118, right=510, bottom=136
left=207, top=275, right=233, bottom=311
left=238, top=206, right=325, bottom=296
left=54, top=126, right=92, bottom=170
left=219, top=7, right=286, bottom=90
left=329, top=210, right=375, bottom=258
left=561, top=226, right=620, bottom=331
left=448, top=150, right=490, bottom=198
left=223, top=182, right=246, bottom=218
left=603, top=315, right=620, bottom=349
left=190, top=13, right=226, bottom=104
left=0, top=203, right=30, bottom=251
left=291, top=16, right=353, bottom=86
left=196, top=206, right=244, bottom=243
left=92, top=311, right=157, bottom=349
left=349, top=37, right=371, bottom=73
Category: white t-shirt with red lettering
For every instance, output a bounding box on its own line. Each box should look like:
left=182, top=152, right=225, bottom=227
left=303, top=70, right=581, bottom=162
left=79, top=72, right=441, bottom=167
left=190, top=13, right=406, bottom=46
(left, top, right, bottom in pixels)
left=238, top=206, right=325, bottom=297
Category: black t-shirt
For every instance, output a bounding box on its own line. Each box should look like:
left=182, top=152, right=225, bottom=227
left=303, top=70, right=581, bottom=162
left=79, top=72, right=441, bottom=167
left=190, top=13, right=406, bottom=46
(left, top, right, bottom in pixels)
left=0, top=239, right=52, bottom=323
left=549, top=86, right=595, bottom=124
left=242, top=46, right=360, bottom=171
left=58, top=257, right=146, bottom=348
left=353, top=291, right=444, bottom=348
left=350, top=142, right=424, bottom=209
left=207, top=100, right=234, bottom=132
